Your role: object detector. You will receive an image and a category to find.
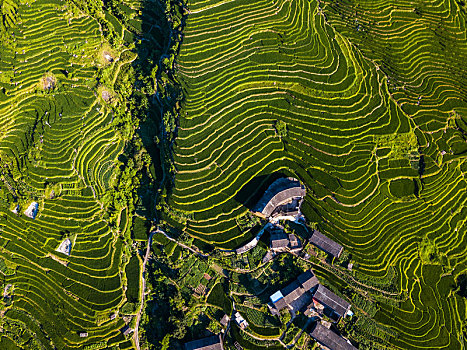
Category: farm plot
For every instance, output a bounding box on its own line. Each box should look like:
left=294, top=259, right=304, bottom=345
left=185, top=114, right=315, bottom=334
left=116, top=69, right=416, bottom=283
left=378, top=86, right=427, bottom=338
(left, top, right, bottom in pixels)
left=0, top=0, right=154, bottom=348
left=169, top=0, right=467, bottom=348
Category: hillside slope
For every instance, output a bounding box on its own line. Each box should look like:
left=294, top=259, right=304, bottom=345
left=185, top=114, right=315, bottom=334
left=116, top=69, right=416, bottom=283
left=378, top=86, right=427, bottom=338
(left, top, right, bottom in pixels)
left=167, top=0, right=467, bottom=348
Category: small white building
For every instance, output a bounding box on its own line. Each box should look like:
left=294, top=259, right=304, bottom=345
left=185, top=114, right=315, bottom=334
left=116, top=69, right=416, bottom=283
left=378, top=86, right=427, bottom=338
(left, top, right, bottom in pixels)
left=56, top=238, right=72, bottom=256
left=24, top=202, right=39, bottom=219
left=234, top=312, right=248, bottom=330
left=11, top=204, right=19, bottom=214
left=104, top=54, right=113, bottom=62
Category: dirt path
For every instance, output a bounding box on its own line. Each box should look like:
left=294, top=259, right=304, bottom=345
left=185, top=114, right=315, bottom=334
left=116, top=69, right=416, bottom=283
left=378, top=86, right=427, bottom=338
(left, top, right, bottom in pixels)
left=156, top=228, right=209, bottom=259
left=3, top=284, right=12, bottom=298
left=133, top=230, right=156, bottom=350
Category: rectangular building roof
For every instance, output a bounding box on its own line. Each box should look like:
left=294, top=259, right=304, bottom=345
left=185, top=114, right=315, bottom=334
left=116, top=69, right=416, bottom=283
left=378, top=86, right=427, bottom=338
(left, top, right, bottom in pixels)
left=310, top=323, right=357, bottom=350
left=313, top=285, right=351, bottom=317
left=220, top=314, right=230, bottom=327
left=273, top=297, right=288, bottom=310
left=288, top=234, right=302, bottom=249
left=309, top=230, right=343, bottom=258
left=185, top=334, right=224, bottom=350
left=281, top=280, right=305, bottom=304
left=270, top=232, right=289, bottom=249
left=297, top=270, right=319, bottom=291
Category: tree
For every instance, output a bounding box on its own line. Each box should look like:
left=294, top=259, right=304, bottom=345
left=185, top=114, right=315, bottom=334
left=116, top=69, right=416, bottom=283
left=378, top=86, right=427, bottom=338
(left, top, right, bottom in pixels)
left=160, top=334, right=171, bottom=350
left=207, top=320, right=221, bottom=334
left=275, top=120, right=287, bottom=137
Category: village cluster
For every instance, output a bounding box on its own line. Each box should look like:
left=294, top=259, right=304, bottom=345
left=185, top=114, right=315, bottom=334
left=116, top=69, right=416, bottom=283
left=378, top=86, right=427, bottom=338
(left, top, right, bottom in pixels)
left=185, top=177, right=356, bottom=350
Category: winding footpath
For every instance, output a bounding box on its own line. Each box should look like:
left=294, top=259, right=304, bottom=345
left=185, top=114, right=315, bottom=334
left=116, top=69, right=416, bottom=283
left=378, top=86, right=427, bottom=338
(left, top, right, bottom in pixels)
left=157, top=229, right=209, bottom=258
left=133, top=228, right=208, bottom=349
left=133, top=230, right=156, bottom=350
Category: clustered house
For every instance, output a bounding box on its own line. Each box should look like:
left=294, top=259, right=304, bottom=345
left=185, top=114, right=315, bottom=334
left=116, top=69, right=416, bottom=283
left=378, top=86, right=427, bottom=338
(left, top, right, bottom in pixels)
left=269, top=269, right=356, bottom=349
left=184, top=334, right=224, bottom=350
left=268, top=270, right=319, bottom=315
left=232, top=176, right=357, bottom=349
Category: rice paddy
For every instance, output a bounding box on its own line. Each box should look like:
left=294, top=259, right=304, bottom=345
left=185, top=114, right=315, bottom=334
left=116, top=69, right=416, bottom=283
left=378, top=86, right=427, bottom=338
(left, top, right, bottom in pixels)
left=0, top=0, right=160, bottom=348
left=0, top=0, right=466, bottom=348
left=164, top=0, right=467, bottom=348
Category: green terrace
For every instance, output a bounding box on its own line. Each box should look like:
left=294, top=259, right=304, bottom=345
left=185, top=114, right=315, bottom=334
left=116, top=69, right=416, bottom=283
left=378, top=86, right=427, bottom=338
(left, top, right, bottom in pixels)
left=161, top=0, right=467, bottom=349
left=0, top=0, right=174, bottom=348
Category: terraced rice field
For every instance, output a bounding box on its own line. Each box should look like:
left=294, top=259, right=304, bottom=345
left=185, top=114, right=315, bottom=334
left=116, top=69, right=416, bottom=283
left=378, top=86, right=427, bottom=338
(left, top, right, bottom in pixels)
left=0, top=0, right=139, bottom=348
left=169, top=0, right=467, bottom=348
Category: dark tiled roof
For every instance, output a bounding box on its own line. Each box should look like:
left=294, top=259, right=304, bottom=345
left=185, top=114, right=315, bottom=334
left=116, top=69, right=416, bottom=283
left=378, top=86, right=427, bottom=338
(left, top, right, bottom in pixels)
left=271, top=270, right=318, bottom=312
left=288, top=234, right=301, bottom=249
left=297, top=270, right=319, bottom=291
left=273, top=297, right=288, bottom=311
left=310, top=323, right=357, bottom=350
left=281, top=280, right=305, bottom=304
left=271, top=232, right=289, bottom=249
left=313, top=285, right=350, bottom=317
left=271, top=239, right=289, bottom=249
left=309, top=230, right=343, bottom=258
left=254, top=178, right=306, bottom=217
left=185, top=335, right=224, bottom=350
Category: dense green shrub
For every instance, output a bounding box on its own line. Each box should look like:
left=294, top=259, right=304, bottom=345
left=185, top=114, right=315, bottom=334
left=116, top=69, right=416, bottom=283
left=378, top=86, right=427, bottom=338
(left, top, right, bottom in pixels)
left=125, top=254, right=141, bottom=304
left=206, top=282, right=232, bottom=315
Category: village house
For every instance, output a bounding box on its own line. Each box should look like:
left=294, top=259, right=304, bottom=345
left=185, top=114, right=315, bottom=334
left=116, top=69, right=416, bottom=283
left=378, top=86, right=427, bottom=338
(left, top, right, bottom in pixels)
left=297, top=269, right=320, bottom=290
left=309, top=229, right=344, bottom=258
left=220, top=314, right=230, bottom=328
left=310, top=322, right=357, bottom=350
left=234, top=312, right=249, bottom=330
left=269, top=270, right=319, bottom=313
left=310, top=284, right=352, bottom=320
left=253, top=177, right=306, bottom=219
left=288, top=233, right=301, bottom=250
left=269, top=269, right=352, bottom=321
left=184, top=334, right=224, bottom=350
left=270, top=231, right=289, bottom=252
left=270, top=231, right=302, bottom=253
